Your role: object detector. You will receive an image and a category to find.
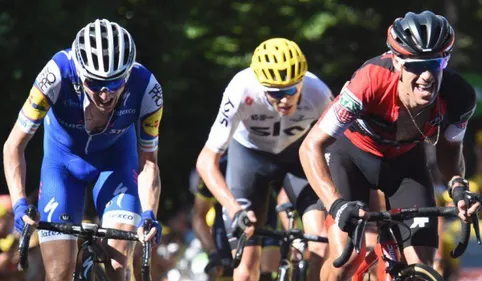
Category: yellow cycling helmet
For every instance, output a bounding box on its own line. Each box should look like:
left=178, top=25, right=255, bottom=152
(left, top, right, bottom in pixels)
left=250, top=38, right=308, bottom=88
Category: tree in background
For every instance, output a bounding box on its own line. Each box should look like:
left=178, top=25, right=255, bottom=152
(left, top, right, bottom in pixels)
left=0, top=0, right=479, bottom=219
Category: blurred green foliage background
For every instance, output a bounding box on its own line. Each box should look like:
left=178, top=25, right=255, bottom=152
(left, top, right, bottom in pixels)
left=1, top=0, right=482, bottom=220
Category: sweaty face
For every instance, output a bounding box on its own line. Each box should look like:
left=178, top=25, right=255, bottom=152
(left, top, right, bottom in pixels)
left=265, top=83, right=303, bottom=116
left=396, top=56, right=448, bottom=107
left=84, top=86, right=125, bottom=113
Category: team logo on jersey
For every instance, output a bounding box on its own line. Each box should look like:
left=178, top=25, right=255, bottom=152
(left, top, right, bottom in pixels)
left=148, top=83, right=163, bottom=107
left=334, top=89, right=362, bottom=123
left=219, top=97, right=235, bottom=127
left=245, top=96, right=253, bottom=106
left=455, top=120, right=468, bottom=129
left=22, top=87, right=50, bottom=121
left=142, top=108, right=163, bottom=136
left=36, top=66, right=57, bottom=93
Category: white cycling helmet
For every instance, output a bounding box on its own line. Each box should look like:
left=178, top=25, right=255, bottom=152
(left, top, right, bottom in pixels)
left=72, top=19, right=136, bottom=81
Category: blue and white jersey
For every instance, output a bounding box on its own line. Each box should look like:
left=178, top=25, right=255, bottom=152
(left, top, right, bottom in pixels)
left=17, top=49, right=163, bottom=155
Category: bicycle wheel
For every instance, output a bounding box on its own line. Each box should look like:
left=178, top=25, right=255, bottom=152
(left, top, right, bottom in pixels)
left=396, top=264, right=445, bottom=281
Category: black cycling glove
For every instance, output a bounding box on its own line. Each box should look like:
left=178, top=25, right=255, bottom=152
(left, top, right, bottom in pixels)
left=448, top=177, right=469, bottom=206
left=329, top=199, right=366, bottom=233
left=231, top=209, right=252, bottom=238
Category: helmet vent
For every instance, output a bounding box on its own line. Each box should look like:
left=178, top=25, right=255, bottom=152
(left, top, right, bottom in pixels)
left=279, top=69, right=287, bottom=80
left=268, top=69, right=276, bottom=81
left=92, top=53, right=99, bottom=71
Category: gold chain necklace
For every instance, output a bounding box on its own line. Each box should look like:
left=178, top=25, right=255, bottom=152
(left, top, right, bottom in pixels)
left=401, top=98, right=440, bottom=146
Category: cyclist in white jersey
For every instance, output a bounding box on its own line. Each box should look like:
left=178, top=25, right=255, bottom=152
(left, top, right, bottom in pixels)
left=196, top=38, right=333, bottom=281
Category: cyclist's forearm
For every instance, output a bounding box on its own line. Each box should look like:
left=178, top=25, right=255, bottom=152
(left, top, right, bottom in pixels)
left=192, top=215, right=217, bottom=253
left=436, top=140, right=465, bottom=181
left=138, top=160, right=161, bottom=214
left=3, top=144, right=27, bottom=204
left=300, top=133, right=340, bottom=211
left=196, top=148, right=241, bottom=218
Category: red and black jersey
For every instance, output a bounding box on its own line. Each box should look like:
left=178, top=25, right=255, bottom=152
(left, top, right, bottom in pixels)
left=318, top=52, right=476, bottom=158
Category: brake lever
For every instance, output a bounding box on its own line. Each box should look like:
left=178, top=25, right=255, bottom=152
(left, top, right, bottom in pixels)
left=353, top=219, right=367, bottom=254
left=472, top=214, right=481, bottom=245
left=467, top=192, right=481, bottom=245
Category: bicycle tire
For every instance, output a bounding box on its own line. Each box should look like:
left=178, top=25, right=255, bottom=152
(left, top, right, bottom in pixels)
left=395, top=264, right=445, bottom=281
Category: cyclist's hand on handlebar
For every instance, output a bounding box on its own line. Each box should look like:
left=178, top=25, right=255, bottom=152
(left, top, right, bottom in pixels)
left=456, top=197, right=481, bottom=222
left=137, top=210, right=162, bottom=244
left=328, top=199, right=368, bottom=233
left=448, top=177, right=480, bottom=222
left=231, top=209, right=256, bottom=239
left=13, top=198, right=37, bottom=233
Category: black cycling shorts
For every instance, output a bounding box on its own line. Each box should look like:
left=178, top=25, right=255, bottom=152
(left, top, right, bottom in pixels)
left=327, top=135, right=438, bottom=249
left=224, top=137, right=319, bottom=248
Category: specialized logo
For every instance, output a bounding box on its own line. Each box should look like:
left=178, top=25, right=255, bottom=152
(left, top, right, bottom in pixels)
left=44, top=197, right=59, bottom=222
left=122, top=92, right=131, bottom=107
left=83, top=256, right=94, bottom=278
left=113, top=183, right=128, bottom=208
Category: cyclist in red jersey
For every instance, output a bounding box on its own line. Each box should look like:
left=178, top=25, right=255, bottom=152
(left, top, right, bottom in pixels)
left=299, top=10, right=480, bottom=281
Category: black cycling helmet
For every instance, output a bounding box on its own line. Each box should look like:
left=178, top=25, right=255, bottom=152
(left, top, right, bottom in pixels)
left=387, top=11, right=454, bottom=58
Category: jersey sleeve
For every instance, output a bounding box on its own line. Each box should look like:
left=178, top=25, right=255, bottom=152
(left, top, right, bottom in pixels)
left=317, top=66, right=371, bottom=137
left=316, top=80, right=334, bottom=116
left=204, top=74, right=246, bottom=153
left=440, top=69, right=477, bottom=143
left=137, top=74, right=163, bottom=152
left=16, top=59, right=62, bottom=134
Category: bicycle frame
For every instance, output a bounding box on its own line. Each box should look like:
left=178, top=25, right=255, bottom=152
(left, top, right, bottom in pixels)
left=19, top=205, right=153, bottom=281
left=277, top=203, right=308, bottom=281
left=74, top=238, right=108, bottom=280
left=353, top=223, right=402, bottom=281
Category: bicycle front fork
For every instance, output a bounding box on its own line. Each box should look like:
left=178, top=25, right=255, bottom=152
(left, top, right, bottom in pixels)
left=277, top=259, right=309, bottom=281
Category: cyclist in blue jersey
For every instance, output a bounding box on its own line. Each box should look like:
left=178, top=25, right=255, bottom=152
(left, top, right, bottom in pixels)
left=3, top=19, right=163, bottom=281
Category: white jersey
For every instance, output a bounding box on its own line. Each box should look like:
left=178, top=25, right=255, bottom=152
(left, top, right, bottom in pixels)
left=205, top=68, right=333, bottom=154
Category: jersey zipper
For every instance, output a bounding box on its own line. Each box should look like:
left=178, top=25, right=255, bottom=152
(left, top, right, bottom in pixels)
left=85, top=135, right=93, bottom=155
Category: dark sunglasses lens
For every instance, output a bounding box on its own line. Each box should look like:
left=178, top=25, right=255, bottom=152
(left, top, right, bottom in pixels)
left=85, top=78, right=125, bottom=92
left=404, top=60, right=443, bottom=74
left=267, top=86, right=298, bottom=99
